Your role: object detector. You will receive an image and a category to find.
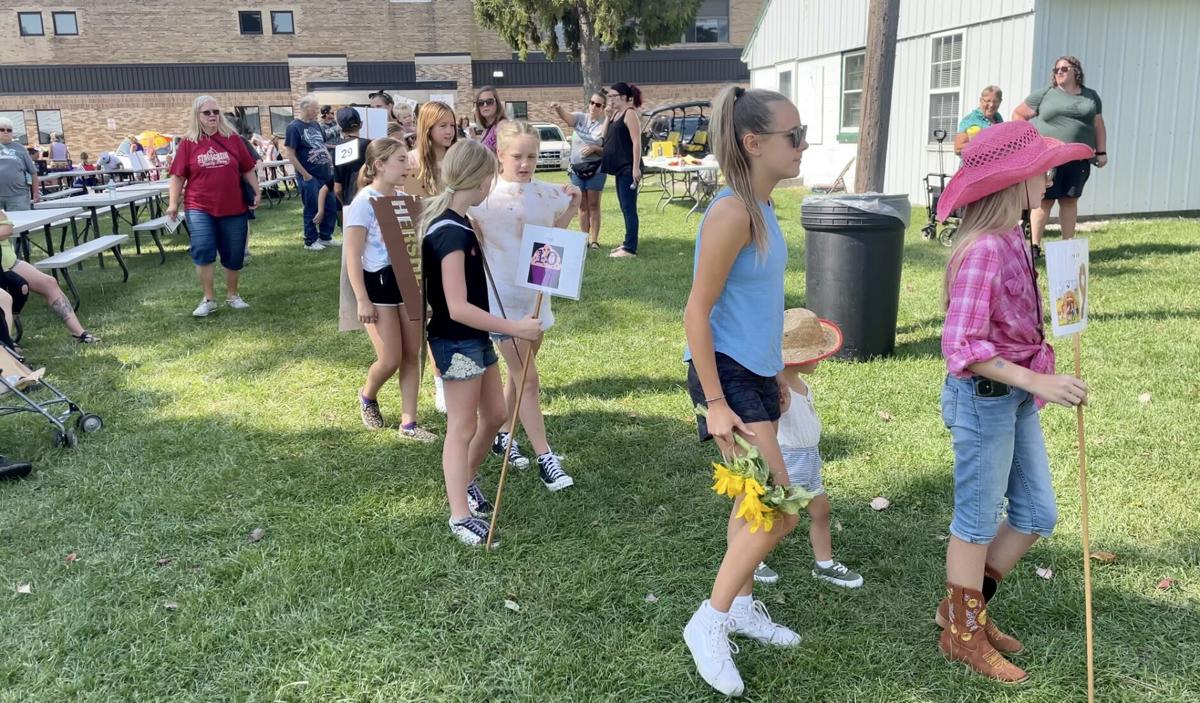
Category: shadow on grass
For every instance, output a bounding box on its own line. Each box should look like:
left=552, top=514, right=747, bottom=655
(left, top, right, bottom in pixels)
left=1091, top=242, right=1200, bottom=264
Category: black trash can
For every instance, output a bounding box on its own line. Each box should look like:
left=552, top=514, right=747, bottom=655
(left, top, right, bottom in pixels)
left=801, top=194, right=909, bottom=360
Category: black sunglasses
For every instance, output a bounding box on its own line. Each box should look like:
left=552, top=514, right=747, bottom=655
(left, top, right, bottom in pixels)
left=760, top=124, right=808, bottom=149
left=475, top=98, right=497, bottom=107
left=0, top=128, right=12, bottom=133
left=1054, top=66, right=1073, bottom=74
left=589, top=100, right=605, bottom=108
left=200, top=109, right=221, bottom=116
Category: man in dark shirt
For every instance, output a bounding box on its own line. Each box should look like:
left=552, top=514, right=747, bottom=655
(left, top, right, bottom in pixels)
left=283, top=94, right=340, bottom=250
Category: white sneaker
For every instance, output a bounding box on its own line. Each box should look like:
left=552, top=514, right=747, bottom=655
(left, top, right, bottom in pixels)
left=304, top=241, right=326, bottom=251
left=728, top=598, right=801, bottom=647
left=192, top=298, right=219, bottom=317
left=320, top=238, right=342, bottom=247
left=434, top=376, right=447, bottom=414
left=683, top=600, right=745, bottom=697
left=226, top=295, right=250, bottom=310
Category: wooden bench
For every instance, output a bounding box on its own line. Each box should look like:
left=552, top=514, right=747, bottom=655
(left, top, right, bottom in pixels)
left=34, top=234, right=130, bottom=310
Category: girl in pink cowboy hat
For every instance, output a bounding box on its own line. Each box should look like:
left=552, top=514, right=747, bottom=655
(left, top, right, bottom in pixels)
left=935, top=120, right=1091, bottom=684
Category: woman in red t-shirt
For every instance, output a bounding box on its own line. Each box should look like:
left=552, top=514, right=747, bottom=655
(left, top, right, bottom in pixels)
left=167, top=95, right=261, bottom=318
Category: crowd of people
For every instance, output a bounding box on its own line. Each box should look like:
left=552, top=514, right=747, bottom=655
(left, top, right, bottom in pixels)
left=2, top=55, right=1106, bottom=698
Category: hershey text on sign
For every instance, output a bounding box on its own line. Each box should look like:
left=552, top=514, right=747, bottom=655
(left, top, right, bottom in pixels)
left=369, top=195, right=424, bottom=321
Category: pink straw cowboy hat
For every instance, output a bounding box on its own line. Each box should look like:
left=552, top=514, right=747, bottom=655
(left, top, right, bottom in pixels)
left=936, top=121, right=1093, bottom=221
left=783, top=308, right=843, bottom=366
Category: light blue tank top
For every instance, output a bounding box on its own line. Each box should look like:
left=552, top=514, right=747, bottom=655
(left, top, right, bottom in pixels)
left=683, top=188, right=788, bottom=377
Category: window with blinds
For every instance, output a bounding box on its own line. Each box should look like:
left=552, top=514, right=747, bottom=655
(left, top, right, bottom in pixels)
left=928, top=33, right=963, bottom=143
left=840, top=50, right=865, bottom=132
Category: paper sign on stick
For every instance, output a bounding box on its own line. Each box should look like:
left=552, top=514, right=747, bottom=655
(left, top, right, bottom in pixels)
left=516, top=225, right=588, bottom=300
left=1045, top=238, right=1089, bottom=338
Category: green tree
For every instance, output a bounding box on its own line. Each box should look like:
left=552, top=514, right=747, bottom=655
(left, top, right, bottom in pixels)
left=474, top=0, right=704, bottom=101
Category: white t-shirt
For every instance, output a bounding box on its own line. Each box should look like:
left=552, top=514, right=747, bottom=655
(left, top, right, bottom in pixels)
left=777, top=384, right=821, bottom=450
left=344, top=186, right=393, bottom=273
left=469, top=178, right=571, bottom=330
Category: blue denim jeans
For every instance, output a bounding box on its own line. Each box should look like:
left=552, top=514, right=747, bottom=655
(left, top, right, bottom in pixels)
left=299, top=177, right=338, bottom=245
left=185, top=210, right=248, bottom=270
left=614, top=173, right=640, bottom=253
left=941, top=375, right=1058, bottom=544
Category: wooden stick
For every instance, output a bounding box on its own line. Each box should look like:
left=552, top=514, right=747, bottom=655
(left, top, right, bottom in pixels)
left=1074, top=332, right=1096, bottom=703
left=487, top=292, right=543, bottom=549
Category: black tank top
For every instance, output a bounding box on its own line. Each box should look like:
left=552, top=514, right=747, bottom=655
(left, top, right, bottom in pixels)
left=601, top=109, right=636, bottom=176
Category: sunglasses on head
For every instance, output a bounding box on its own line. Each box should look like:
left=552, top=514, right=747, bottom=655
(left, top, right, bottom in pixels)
left=476, top=98, right=497, bottom=107
left=200, top=109, right=221, bottom=116
left=1054, top=66, right=1073, bottom=74
left=760, top=124, right=808, bottom=149
left=369, top=90, right=391, bottom=99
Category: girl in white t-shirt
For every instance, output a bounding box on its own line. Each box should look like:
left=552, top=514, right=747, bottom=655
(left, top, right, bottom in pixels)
left=343, top=137, right=436, bottom=442
left=469, top=120, right=581, bottom=491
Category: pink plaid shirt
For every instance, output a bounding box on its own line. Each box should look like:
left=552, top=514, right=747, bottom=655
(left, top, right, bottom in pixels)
left=942, top=226, right=1054, bottom=384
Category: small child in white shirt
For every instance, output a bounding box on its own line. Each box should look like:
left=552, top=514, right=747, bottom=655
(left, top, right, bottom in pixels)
left=755, top=308, right=863, bottom=589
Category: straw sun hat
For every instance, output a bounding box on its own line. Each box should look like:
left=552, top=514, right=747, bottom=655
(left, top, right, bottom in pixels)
left=782, top=308, right=843, bottom=367
left=936, top=121, right=1093, bottom=222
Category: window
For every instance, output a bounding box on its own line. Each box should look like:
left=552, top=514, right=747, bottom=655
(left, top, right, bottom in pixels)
left=777, top=70, right=792, bottom=102
left=230, top=106, right=261, bottom=137
left=35, top=110, right=63, bottom=144
left=683, top=0, right=729, bottom=43
left=18, top=12, right=43, bottom=36
left=928, top=33, right=963, bottom=142
left=840, top=50, right=865, bottom=132
left=269, top=106, right=294, bottom=135
left=505, top=101, right=528, bottom=120
left=52, top=11, right=78, bottom=35
left=0, top=111, right=27, bottom=145
left=238, top=11, right=263, bottom=35
left=270, top=11, right=294, bottom=34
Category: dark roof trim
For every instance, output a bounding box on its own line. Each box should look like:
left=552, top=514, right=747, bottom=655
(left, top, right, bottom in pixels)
left=287, top=53, right=347, bottom=58
left=347, top=61, right=417, bottom=84
left=307, top=81, right=458, bottom=92
left=474, top=49, right=748, bottom=88
left=0, top=63, right=290, bottom=94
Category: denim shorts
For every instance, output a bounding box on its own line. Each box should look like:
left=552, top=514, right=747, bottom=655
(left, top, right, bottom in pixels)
left=687, top=353, right=781, bottom=442
left=569, top=166, right=607, bottom=192
left=429, top=336, right=498, bottom=381
left=185, top=210, right=248, bottom=270
left=941, top=375, right=1058, bottom=544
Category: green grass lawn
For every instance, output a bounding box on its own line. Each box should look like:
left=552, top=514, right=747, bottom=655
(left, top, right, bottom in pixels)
left=1, top=174, right=1197, bottom=702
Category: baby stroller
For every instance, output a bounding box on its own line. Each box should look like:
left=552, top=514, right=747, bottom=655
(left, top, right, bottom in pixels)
left=920, top=129, right=959, bottom=247
left=1, top=345, right=104, bottom=449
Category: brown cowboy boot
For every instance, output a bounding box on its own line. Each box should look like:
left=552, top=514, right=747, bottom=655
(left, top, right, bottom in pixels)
left=938, top=583, right=1028, bottom=684
left=935, top=566, right=1025, bottom=654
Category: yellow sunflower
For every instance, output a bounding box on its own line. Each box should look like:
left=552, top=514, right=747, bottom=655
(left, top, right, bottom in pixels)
left=711, top=463, right=745, bottom=498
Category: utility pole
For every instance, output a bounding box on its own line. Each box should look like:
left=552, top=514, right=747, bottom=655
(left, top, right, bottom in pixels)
left=854, top=0, right=900, bottom=193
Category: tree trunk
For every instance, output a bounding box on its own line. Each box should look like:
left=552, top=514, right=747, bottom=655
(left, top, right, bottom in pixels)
left=577, top=3, right=603, bottom=102
left=854, top=0, right=900, bottom=193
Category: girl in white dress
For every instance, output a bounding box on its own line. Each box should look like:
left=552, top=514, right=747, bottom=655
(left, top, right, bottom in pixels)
left=469, top=120, right=582, bottom=491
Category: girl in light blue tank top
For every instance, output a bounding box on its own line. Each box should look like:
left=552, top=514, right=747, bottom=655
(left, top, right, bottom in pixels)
left=680, top=85, right=811, bottom=698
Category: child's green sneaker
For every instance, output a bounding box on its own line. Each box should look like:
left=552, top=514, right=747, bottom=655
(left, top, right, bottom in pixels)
left=811, top=561, right=863, bottom=589
left=753, top=562, right=780, bottom=584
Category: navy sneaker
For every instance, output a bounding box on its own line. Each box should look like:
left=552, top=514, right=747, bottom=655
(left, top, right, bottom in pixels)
left=466, top=479, right=494, bottom=517
left=537, top=452, right=574, bottom=492
left=448, top=516, right=498, bottom=548
left=491, top=431, right=530, bottom=469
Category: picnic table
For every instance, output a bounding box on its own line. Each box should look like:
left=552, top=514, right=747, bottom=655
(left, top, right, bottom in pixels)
left=7, top=207, right=85, bottom=260
left=33, top=190, right=154, bottom=250
left=645, top=157, right=721, bottom=219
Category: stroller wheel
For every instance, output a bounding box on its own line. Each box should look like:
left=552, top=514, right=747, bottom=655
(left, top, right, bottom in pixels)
left=51, top=429, right=79, bottom=449
left=939, top=225, right=957, bottom=247
left=921, top=224, right=936, bottom=240
left=77, top=414, right=104, bottom=433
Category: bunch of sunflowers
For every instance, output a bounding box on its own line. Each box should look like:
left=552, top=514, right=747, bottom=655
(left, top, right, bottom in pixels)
left=700, top=407, right=817, bottom=533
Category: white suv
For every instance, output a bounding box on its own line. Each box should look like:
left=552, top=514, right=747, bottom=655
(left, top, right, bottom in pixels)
left=532, top=123, right=570, bottom=171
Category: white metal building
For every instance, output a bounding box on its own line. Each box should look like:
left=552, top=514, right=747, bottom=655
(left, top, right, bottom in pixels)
left=743, top=0, right=1200, bottom=217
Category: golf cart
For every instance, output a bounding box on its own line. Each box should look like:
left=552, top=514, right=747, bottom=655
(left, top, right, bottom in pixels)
left=640, top=101, right=711, bottom=158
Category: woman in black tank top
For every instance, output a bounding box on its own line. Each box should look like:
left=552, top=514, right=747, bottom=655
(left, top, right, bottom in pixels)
left=601, top=82, right=643, bottom=257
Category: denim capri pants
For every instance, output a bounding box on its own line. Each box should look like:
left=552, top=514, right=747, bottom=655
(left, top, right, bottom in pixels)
left=185, top=210, right=248, bottom=271
left=941, top=375, right=1058, bottom=544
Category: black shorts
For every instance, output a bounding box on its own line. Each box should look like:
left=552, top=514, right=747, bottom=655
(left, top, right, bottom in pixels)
left=363, top=265, right=403, bottom=306
left=1046, top=158, right=1092, bottom=200
left=687, top=353, right=781, bottom=442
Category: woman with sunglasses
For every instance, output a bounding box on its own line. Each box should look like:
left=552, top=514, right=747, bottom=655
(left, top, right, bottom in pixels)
left=552, top=92, right=609, bottom=249
left=1012, top=55, right=1107, bottom=258
left=601, top=82, right=644, bottom=258
left=472, top=86, right=507, bottom=154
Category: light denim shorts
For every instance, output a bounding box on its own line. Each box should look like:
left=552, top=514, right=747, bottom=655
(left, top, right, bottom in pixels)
left=941, top=375, right=1058, bottom=544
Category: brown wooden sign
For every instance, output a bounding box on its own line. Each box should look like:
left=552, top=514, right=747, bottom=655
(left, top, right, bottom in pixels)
left=370, top=195, right=424, bottom=322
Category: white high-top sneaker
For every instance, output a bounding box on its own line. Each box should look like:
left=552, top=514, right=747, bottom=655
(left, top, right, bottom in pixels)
left=729, top=598, right=801, bottom=646
left=683, top=600, right=745, bottom=697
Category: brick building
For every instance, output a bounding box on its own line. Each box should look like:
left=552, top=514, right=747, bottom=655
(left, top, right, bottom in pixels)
left=1, top=0, right=759, bottom=157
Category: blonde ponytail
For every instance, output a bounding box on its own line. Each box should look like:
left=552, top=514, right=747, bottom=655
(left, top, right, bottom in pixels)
left=418, top=140, right=497, bottom=239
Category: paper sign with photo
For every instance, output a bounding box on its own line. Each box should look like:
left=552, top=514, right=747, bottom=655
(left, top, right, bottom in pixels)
left=1045, top=238, right=1089, bottom=338
left=334, top=139, right=360, bottom=166
left=517, top=225, right=588, bottom=300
